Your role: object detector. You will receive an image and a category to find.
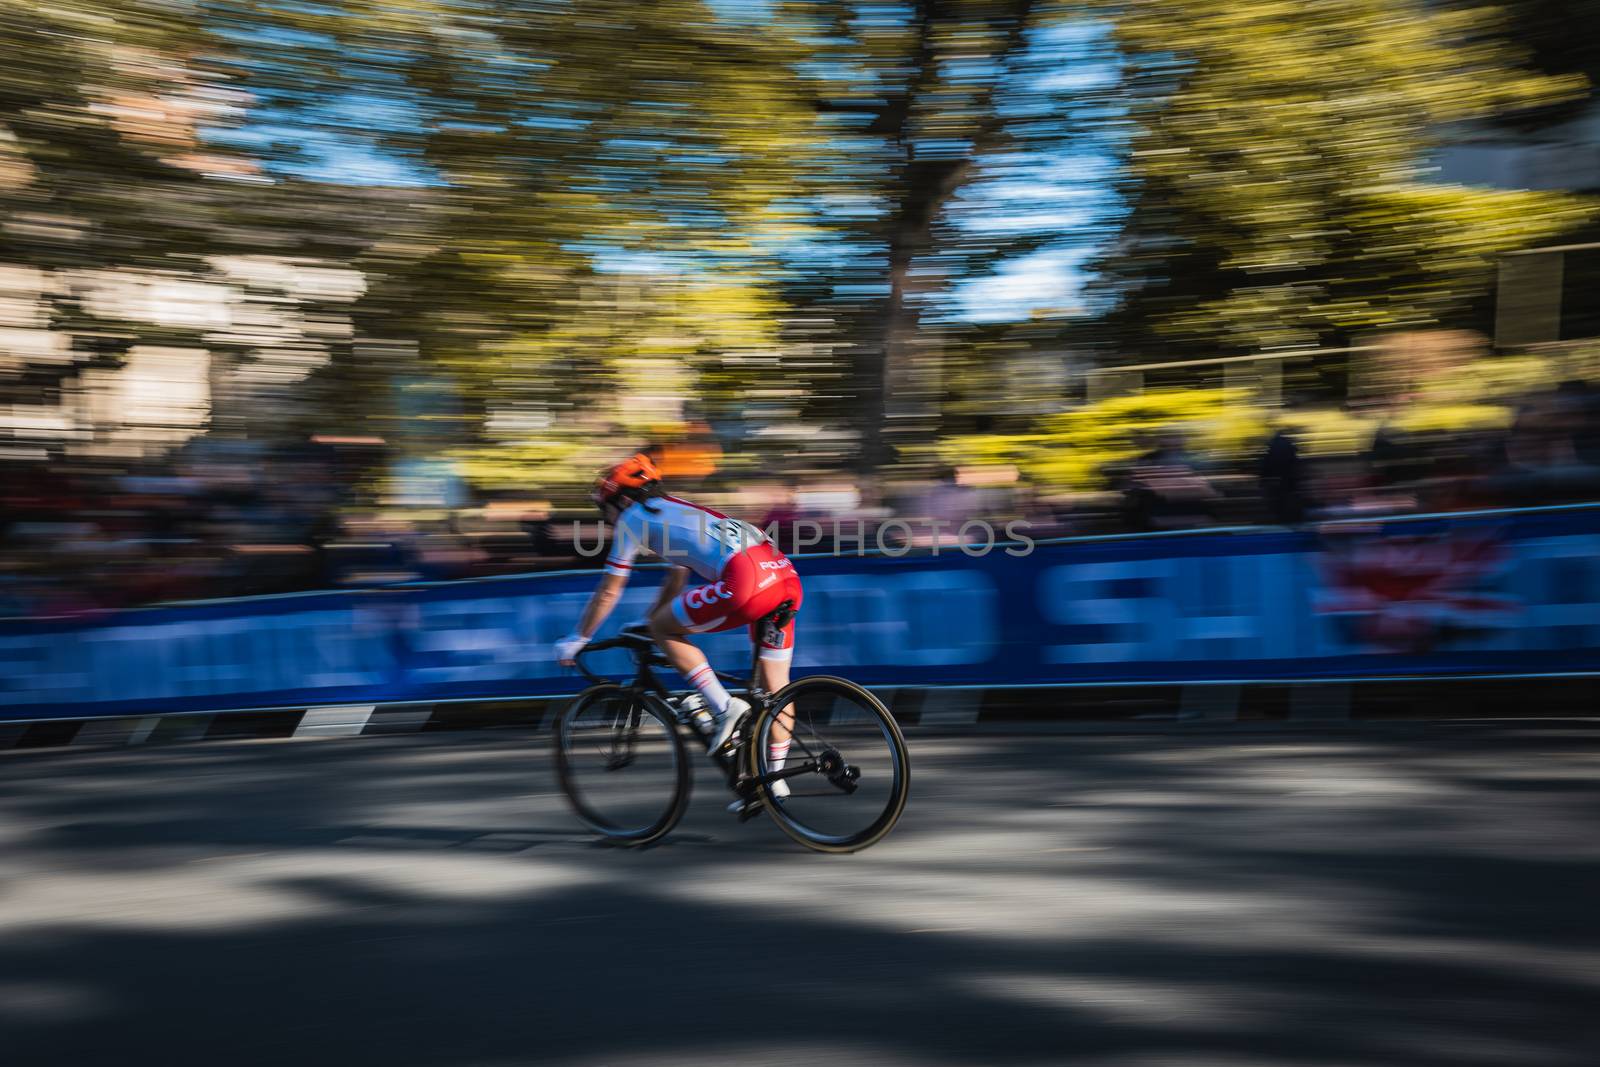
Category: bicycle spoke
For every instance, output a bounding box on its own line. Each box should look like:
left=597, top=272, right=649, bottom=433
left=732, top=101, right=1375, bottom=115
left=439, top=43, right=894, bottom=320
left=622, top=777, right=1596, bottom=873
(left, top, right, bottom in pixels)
left=556, top=689, right=688, bottom=842
left=748, top=678, right=909, bottom=852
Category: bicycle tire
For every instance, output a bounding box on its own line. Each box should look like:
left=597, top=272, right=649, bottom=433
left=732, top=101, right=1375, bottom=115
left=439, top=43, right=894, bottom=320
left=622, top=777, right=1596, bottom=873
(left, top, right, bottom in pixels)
left=743, top=676, right=910, bottom=853
left=554, top=684, right=691, bottom=845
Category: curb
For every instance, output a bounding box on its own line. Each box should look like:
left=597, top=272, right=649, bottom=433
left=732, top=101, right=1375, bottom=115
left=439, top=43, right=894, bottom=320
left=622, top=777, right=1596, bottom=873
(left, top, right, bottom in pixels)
left=2, top=676, right=1597, bottom=755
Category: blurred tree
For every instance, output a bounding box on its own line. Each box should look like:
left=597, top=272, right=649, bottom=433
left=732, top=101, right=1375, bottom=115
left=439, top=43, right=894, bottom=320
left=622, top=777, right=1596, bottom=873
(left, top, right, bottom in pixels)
left=1092, top=0, right=1595, bottom=370
left=773, top=0, right=1103, bottom=465
left=0, top=1, right=396, bottom=454
left=220, top=0, right=1113, bottom=480
left=1494, top=0, right=1600, bottom=111
left=1, top=1, right=235, bottom=402
left=0, top=3, right=239, bottom=262
left=17, top=0, right=1595, bottom=492
left=215, top=0, right=823, bottom=488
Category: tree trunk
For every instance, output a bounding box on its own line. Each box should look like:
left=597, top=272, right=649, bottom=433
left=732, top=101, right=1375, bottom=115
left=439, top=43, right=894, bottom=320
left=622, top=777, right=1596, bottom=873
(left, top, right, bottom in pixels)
left=857, top=0, right=1037, bottom=471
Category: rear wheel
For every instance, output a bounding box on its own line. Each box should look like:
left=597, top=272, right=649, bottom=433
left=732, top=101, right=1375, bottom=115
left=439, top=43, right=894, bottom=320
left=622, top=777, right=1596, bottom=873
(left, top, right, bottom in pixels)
left=554, top=685, right=690, bottom=845
left=743, top=676, right=909, bottom=853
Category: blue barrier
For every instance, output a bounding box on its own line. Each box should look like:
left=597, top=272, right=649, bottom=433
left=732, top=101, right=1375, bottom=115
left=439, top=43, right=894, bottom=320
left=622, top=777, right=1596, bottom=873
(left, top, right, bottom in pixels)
left=3, top=504, right=1599, bottom=722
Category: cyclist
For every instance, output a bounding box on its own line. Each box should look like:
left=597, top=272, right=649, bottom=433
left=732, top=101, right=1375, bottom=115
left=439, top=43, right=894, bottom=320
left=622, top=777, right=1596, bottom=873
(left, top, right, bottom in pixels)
left=555, top=453, right=803, bottom=799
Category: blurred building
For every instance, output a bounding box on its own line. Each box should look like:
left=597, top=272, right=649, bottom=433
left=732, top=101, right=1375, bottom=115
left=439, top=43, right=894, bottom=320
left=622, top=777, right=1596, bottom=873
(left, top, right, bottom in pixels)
left=1429, top=100, right=1600, bottom=352
left=0, top=252, right=365, bottom=460
left=1434, top=100, right=1600, bottom=194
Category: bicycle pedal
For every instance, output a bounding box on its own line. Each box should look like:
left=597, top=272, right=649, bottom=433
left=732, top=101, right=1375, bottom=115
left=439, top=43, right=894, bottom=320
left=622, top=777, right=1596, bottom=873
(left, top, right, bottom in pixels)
left=734, top=796, right=766, bottom=822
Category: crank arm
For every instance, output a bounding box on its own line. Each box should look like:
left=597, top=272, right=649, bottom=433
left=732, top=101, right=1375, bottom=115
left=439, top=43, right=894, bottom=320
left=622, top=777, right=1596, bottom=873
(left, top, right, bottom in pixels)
left=753, top=760, right=819, bottom=787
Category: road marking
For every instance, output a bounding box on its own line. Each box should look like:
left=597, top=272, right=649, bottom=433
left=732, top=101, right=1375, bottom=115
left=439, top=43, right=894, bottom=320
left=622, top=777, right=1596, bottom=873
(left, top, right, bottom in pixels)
left=295, top=705, right=376, bottom=737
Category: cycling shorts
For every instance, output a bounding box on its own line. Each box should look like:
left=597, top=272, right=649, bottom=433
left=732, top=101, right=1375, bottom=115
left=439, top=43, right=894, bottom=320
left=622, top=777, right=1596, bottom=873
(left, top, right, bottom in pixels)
left=671, top=542, right=803, bottom=660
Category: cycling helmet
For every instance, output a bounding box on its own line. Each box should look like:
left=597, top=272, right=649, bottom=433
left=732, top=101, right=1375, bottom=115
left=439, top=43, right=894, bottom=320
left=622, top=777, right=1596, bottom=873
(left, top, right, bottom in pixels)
left=592, top=452, right=663, bottom=513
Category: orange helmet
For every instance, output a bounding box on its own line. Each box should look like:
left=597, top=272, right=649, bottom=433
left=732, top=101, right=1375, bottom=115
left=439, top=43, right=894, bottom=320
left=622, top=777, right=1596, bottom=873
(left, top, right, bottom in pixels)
left=592, top=452, right=662, bottom=512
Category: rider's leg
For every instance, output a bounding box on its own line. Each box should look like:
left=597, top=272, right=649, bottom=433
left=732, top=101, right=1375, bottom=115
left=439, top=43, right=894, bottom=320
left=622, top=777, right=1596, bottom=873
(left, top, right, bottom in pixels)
left=755, top=653, right=791, bottom=739
left=754, top=635, right=795, bottom=792
left=648, top=601, right=731, bottom=713
left=753, top=594, right=798, bottom=737
left=754, top=653, right=790, bottom=695
left=647, top=566, right=690, bottom=621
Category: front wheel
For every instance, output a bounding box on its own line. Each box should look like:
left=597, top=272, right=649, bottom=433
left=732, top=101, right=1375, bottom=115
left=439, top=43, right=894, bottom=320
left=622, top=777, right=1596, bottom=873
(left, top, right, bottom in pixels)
left=743, top=676, right=909, bottom=853
left=554, top=685, right=691, bottom=845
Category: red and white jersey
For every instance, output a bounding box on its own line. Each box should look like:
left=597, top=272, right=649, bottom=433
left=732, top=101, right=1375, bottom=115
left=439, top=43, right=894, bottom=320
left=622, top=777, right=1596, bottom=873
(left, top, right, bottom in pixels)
left=604, top=496, right=768, bottom=582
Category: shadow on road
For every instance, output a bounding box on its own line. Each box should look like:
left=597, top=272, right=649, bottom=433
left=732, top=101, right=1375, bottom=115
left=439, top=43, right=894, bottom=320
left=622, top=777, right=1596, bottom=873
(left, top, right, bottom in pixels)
left=1, top=730, right=1597, bottom=1066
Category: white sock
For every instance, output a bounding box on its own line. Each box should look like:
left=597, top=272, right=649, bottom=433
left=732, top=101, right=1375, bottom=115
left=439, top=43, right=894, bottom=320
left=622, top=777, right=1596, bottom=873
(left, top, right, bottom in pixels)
left=685, top=663, right=731, bottom=715
left=768, top=739, right=790, bottom=773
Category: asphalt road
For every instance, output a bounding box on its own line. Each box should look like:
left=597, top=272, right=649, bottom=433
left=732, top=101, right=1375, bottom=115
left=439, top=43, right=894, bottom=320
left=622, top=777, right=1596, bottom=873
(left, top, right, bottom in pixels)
left=2, top=726, right=1598, bottom=1066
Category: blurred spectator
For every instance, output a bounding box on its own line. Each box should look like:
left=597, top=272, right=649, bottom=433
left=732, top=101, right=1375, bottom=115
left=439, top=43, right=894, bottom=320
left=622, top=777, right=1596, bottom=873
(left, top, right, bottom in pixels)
left=1561, top=379, right=1600, bottom=466
left=1488, top=389, right=1600, bottom=506
left=903, top=467, right=990, bottom=548
left=1013, top=483, right=1075, bottom=540
left=759, top=487, right=806, bottom=556
left=11, top=370, right=1600, bottom=619
left=1257, top=425, right=1307, bottom=526
left=921, top=467, right=982, bottom=527
left=1116, top=431, right=1219, bottom=532
left=327, top=515, right=422, bottom=587
left=1366, top=419, right=1423, bottom=492
left=519, top=506, right=575, bottom=563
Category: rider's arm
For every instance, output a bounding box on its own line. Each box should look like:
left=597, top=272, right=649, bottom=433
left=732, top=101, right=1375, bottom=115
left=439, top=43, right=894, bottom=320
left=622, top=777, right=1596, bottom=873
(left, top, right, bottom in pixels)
left=557, top=571, right=629, bottom=665
left=575, top=571, right=629, bottom=640
left=558, top=507, right=647, bottom=666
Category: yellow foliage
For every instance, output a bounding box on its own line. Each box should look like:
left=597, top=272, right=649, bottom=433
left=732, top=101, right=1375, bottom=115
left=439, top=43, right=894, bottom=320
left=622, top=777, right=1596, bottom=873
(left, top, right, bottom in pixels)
left=1391, top=403, right=1514, bottom=434
left=1415, top=355, right=1563, bottom=404
left=939, top=350, right=1589, bottom=492
left=1276, top=409, right=1376, bottom=456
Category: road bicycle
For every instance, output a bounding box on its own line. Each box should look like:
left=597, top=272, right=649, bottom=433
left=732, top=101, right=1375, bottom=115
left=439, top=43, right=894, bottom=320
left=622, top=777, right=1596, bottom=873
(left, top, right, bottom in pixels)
left=553, top=602, right=909, bottom=853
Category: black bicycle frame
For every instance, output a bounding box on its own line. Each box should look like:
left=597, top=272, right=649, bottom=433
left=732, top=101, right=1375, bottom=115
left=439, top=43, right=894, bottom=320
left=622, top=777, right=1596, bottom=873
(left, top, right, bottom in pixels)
left=571, top=602, right=811, bottom=798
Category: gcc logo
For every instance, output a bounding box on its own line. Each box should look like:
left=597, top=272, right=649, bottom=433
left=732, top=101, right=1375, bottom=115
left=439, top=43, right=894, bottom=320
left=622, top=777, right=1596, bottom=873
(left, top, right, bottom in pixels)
left=685, top=582, right=730, bottom=610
